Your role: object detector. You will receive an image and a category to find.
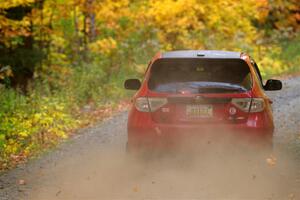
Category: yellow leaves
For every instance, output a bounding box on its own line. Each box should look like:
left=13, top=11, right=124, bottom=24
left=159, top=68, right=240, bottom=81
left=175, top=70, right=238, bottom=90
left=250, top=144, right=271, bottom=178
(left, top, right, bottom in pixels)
left=4, top=140, right=18, bottom=154
left=142, top=0, right=263, bottom=49
left=0, top=66, right=13, bottom=80
left=50, top=35, right=67, bottom=49
left=33, top=113, right=42, bottom=122
left=255, top=45, right=289, bottom=77
left=204, top=0, right=258, bottom=41
left=51, top=128, right=68, bottom=139
left=0, top=0, right=35, bottom=9
left=94, top=0, right=130, bottom=29
left=23, top=145, right=33, bottom=156
left=32, top=98, right=73, bottom=130
left=18, top=131, right=29, bottom=138
left=0, top=15, right=32, bottom=47
left=0, top=94, right=78, bottom=166
left=89, top=38, right=117, bottom=55
left=146, top=0, right=205, bottom=49
left=0, top=0, right=48, bottom=48
left=255, top=0, right=269, bottom=23
left=37, top=116, right=54, bottom=128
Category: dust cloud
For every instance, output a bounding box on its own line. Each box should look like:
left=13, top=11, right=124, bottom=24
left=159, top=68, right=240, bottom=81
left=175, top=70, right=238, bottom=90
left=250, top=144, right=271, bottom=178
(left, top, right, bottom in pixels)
left=28, top=134, right=299, bottom=200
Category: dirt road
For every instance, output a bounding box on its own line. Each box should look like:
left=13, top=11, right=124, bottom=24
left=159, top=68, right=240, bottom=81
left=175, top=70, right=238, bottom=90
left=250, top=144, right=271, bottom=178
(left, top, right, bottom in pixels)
left=1, top=76, right=300, bottom=200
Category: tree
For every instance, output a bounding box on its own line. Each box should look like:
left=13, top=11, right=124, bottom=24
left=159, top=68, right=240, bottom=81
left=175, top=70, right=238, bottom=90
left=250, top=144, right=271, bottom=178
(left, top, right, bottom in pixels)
left=0, top=0, right=43, bottom=90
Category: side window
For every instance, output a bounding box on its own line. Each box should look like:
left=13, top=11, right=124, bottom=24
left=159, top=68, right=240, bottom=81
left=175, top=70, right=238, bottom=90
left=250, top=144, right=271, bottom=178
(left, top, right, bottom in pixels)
left=250, top=58, right=263, bottom=87
left=241, top=73, right=252, bottom=90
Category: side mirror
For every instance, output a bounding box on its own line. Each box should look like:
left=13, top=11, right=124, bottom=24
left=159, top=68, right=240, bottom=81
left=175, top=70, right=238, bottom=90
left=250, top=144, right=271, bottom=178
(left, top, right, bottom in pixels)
left=124, top=79, right=141, bottom=90
left=264, top=79, right=282, bottom=91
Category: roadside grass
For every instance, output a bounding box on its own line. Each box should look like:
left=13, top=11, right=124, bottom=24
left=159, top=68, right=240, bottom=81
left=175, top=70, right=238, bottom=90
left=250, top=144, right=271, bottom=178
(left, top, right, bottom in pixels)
left=259, top=35, right=300, bottom=80
left=0, top=61, right=134, bottom=171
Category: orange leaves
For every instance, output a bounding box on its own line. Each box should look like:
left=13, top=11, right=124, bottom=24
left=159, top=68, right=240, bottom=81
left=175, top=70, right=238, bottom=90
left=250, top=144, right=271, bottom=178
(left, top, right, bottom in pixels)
left=0, top=0, right=34, bottom=9
left=132, top=186, right=139, bottom=193
left=0, top=2, right=33, bottom=48
left=94, top=0, right=131, bottom=30
left=266, top=0, right=300, bottom=31
left=255, top=0, right=270, bottom=23
left=146, top=0, right=205, bottom=49
left=144, top=0, right=295, bottom=50
left=266, top=155, right=277, bottom=167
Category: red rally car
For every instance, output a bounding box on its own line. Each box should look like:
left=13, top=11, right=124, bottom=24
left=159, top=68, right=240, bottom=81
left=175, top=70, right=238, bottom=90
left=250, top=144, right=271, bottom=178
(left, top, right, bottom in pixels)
left=124, top=50, right=282, bottom=152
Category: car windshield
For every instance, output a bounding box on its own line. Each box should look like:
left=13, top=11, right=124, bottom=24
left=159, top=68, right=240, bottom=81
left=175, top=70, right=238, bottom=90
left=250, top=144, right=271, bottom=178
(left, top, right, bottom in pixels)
left=148, top=58, right=252, bottom=94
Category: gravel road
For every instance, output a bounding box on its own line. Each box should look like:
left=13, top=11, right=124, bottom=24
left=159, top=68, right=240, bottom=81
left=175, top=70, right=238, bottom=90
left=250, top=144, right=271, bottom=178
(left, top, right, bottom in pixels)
left=1, top=76, right=300, bottom=200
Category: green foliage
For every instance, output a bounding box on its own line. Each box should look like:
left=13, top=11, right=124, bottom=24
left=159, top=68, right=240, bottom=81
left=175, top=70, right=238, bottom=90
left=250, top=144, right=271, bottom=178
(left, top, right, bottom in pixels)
left=0, top=88, right=76, bottom=166
left=66, top=62, right=106, bottom=105
left=279, top=35, right=300, bottom=73
left=254, top=33, right=300, bottom=78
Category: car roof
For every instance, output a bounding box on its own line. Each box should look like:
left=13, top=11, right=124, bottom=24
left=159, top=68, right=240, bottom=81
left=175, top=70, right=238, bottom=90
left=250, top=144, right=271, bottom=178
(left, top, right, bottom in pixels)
left=161, top=50, right=242, bottom=59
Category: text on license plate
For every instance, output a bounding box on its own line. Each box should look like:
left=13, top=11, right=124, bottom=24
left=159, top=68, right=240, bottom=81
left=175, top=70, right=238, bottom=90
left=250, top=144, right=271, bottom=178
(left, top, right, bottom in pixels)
left=186, top=104, right=213, bottom=118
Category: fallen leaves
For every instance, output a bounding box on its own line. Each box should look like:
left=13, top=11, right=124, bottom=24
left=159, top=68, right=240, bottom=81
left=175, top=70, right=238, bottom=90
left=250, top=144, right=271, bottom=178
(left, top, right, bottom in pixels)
left=18, top=179, right=26, bottom=185
left=132, top=186, right=139, bottom=193
left=266, top=155, right=277, bottom=167
left=78, top=100, right=130, bottom=128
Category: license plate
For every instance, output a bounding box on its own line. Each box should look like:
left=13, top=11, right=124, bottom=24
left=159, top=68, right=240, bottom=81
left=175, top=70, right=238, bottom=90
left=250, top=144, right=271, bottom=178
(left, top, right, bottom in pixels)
left=186, top=104, right=213, bottom=118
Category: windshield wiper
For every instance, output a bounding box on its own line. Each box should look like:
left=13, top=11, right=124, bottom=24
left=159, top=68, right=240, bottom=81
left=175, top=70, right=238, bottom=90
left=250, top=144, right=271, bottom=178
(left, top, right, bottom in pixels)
left=154, top=81, right=248, bottom=93
left=197, top=87, right=246, bottom=93
left=188, top=82, right=247, bottom=91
